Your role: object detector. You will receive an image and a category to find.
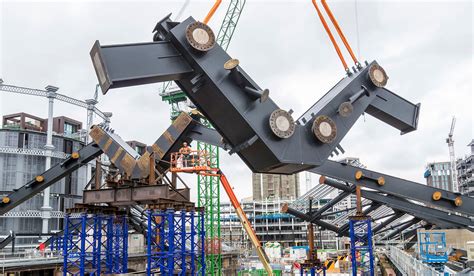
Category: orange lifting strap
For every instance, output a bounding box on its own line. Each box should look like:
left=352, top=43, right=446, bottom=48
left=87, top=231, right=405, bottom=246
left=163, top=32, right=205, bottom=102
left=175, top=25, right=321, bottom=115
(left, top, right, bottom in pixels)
left=203, top=0, right=222, bottom=24
left=311, top=0, right=349, bottom=73
left=321, top=0, right=360, bottom=67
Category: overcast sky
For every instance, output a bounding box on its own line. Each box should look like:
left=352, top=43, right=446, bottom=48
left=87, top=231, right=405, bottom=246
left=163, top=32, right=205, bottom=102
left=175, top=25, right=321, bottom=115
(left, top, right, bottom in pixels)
left=0, top=0, right=472, bottom=202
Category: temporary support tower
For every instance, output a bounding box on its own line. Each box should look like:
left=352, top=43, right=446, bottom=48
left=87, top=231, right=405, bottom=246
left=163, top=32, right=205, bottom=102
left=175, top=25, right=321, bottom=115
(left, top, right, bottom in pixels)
left=63, top=213, right=128, bottom=276
left=146, top=208, right=206, bottom=276
left=348, top=218, right=374, bottom=276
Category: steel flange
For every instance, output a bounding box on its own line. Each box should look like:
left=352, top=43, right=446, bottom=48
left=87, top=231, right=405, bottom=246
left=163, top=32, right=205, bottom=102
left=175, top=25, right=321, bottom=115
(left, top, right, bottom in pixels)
left=185, top=22, right=216, bottom=52
left=269, top=109, right=296, bottom=139
left=312, top=115, right=337, bottom=144
left=368, top=63, right=388, bottom=88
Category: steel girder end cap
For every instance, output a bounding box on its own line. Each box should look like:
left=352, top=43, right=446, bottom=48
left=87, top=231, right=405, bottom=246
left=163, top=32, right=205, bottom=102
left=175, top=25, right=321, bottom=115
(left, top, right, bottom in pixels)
left=355, top=170, right=363, bottom=180
left=281, top=203, right=289, bottom=213
left=2, top=197, right=10, bottom=204
left=454, top=196, right=463, bottom=207
left=368, top=63, right=388, bottom=88
left=319, top=175, right=326, bottom=184
left=35, top=175, right=45, bottom=183
left=269, top=109, right=296, bottom=139
left=185, top=21, right=216, bottom=52
left=224, top=58, right=239, bottom=70
left=432, top=191, right=442, bottom=201
left=71, top=152, right=80, bottom=159
left=312, top=115, right=337, bottom=144
left=338, top=102, right=353, bottom=117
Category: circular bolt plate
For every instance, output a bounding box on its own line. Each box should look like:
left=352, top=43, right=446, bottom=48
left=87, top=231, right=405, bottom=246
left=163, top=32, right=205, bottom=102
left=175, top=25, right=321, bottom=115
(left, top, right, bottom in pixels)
left=338, top=102, right=353, bottom=117
left=454, top=196, right=463, bottom=207
left=312, top=115, right=337, bottom=144
left=224, top=58, right=239, bottom=70
left=368, top=64, right=388, bottom=87
left=432, top=191, right=442, bottom=201
left=185, top=22, right=216, bottom=52
left=269, top=109, right=296, bottom=139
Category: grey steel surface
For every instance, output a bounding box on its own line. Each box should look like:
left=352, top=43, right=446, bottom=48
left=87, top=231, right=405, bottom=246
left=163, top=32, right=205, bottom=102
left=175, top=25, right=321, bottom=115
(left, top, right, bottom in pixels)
left=0, top=143, right=102, bottom=215
left=321, top=177, right=473, bottom=230
left=90, top=15, right=420, bottom=174
left=83, top=185, right=170, bottom=205
left=312, top=160, right=474, bottom=216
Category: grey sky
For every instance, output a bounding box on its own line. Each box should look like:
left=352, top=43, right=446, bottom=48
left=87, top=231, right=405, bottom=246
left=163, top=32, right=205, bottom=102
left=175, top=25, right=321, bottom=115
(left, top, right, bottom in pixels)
left=1, top=0, right=472, bottom=202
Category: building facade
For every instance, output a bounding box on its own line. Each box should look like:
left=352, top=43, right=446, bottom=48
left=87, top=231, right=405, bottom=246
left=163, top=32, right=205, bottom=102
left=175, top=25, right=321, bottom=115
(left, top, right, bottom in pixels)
left=220, top=199, right=341, bottom=251
left=424, top=161, right=453, bottom=191
left=0, top=113, right=86, bottom=240
left=457, top=140, right=474, bottom=196
left=252, top=173, right=300, bottom=201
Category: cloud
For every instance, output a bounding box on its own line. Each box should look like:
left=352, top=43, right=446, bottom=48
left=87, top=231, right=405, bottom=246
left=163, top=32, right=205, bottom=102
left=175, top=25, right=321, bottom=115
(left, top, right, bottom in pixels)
left=1, top=0, right=472, bottom=202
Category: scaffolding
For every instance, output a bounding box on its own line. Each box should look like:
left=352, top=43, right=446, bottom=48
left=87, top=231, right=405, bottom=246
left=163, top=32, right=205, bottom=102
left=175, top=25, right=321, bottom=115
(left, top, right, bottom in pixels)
left=62, top=213, right=128, bottom=276
left=146, top=208, right=206, bottom=276
left=348, top=218, right=374, bottom=276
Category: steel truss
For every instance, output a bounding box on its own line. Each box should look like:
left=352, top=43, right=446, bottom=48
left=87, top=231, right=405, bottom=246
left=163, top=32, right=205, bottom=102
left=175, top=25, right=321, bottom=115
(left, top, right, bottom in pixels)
left=349, top=218, right=374, bottom=276
left=63, top=213, right=128, bottom=276
left=146, top=209, right=205, bottom=276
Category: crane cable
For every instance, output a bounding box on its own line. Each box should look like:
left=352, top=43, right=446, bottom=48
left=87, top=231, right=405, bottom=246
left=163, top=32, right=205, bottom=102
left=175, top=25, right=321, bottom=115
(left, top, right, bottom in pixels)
left=203, top=0, right=223, bottom=24
left=311, top=0, right=350, bottom=74
left=321, top=0, right=361, bottom=68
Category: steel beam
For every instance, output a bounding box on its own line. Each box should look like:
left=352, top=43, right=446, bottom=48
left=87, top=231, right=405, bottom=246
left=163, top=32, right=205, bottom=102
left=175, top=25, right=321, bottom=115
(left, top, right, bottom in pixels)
left=313, top=161, right=474, bottom=216
left=90, top=15, right=419, bottom=175
left=90, top=40, right=193, bottom=93
left=310, top=190, right=353, bottom=219
left=281, top=204, right=344, bottom=235
left=372, top=213, right=403, bottom=233
left=82, top=185, right=188, bottom=205
left=321, top=177, right=473, bottom=229
left=0, top=143, right=102, bottom=215
left=385, top=218, right=421, bottom=240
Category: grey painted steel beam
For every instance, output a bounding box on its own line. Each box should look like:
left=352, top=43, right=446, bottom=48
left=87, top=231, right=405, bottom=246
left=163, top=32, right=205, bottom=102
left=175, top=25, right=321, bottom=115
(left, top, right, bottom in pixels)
left=372, top=213, right=403, bottom=233
left=312, top=161, right=474, bottom=216
left=90, top=40, right=193, bottom=93
left=385, top=218, right=421, bottom=240
left=90, top=15, right=419, bottom=175
left=282, top=204, right=345, bottom=235
left=321, top=177, right=473, bottom=229
left=0, top=143, right=102, bottom=215
left=310, top=190, right=353, bottom=219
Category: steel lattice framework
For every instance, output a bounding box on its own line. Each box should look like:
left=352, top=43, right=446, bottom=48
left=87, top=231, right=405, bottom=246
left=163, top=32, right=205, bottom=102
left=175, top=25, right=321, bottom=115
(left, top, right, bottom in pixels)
left=160, top=1, right=246, bottom=274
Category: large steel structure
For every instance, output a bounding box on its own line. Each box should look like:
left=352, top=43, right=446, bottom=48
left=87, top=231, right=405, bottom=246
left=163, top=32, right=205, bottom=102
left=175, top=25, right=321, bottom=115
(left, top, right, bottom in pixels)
left=160, top=2, right=246, bottom=274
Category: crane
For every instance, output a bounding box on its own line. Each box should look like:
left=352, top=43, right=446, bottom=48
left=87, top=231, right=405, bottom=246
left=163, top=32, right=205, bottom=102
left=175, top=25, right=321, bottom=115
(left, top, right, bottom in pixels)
left=447, top=117, right=459, bottom=193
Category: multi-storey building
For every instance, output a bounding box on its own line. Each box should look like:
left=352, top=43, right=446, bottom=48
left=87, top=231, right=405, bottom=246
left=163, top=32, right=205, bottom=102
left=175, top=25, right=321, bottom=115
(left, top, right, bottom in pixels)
left=0, top=112, right=86, bottom=241
left=424, top=161, right=453, bottom=191
left=252, top=173, right=300, bottom=201
left=221, top=198, right=341, bottom=251
left=457, top=140, right=474, bottom=196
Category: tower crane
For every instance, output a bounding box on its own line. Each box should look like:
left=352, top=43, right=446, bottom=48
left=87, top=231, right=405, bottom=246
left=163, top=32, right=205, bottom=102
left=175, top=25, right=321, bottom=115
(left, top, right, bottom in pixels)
left=447, top=117, right=459, bottom=193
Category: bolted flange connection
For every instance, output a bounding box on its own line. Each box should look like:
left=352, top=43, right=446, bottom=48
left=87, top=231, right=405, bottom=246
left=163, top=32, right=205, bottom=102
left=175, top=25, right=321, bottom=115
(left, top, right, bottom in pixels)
left=185, top=22, right=216, bottom=52
left=269, top=109, right=295, bottom=139
left=312, top=115, right=337, bottom=144
left=368, top=63, right=388, bottom=88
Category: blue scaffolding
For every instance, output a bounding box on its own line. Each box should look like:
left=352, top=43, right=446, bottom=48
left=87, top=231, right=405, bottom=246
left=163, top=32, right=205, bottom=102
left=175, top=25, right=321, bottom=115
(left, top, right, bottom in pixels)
left=63, top=213, right=128, bottom=276
left=349, top=217, right=374, bottom=276
left=147, top=208, right=206, bottom=276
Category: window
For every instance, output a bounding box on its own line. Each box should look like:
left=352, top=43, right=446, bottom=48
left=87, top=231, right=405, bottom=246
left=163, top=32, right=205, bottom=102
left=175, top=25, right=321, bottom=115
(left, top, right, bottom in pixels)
left=64, top=122, right=76, bottom=135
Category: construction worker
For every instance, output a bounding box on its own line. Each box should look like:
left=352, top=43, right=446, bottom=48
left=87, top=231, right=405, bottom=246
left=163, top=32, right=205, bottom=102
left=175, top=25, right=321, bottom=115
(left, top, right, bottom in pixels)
left=179, top=141, right=192, bottom=167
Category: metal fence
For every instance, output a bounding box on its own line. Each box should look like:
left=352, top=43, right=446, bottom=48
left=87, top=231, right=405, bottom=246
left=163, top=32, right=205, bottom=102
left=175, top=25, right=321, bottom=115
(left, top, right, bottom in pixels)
left=387, top=245, right=442, bottom=275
